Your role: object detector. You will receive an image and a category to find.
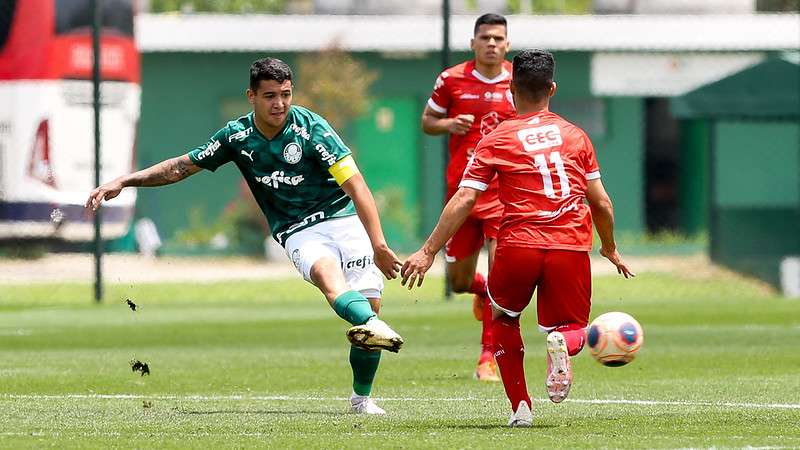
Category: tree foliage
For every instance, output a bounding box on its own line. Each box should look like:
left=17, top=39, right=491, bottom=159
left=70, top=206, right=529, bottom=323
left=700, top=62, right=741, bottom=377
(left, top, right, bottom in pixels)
left=756, top=0, right=800, bottom=11
left=291, top=48, right=377, bottom=132
left=506, top=0, right=592, bottom=14
left=149, top=0, right=286, bottom=13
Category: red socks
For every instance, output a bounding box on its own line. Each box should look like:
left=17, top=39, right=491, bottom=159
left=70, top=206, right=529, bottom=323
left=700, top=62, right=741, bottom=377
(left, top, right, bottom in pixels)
left=491, top=317, right=585, bottom=412
left=470, top=273, right=494, bottom=357
left=492, top=314, right=531, bottom=411
left=480, top=297, right=493, bottom=355
left=555, top=323, right=586, bottom=356
left=470, top=272, right=487, bottom=297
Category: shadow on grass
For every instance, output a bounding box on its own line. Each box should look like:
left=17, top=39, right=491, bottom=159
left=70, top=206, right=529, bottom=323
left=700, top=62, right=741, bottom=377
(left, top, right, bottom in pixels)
left=177, top=409, right=342, bottom=416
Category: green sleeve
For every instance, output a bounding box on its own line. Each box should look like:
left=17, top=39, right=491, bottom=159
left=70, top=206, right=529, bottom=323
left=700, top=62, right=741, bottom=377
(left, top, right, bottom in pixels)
left=309, top=119, right=352, bottom=169
left=187, top=126, right=234, bottom=172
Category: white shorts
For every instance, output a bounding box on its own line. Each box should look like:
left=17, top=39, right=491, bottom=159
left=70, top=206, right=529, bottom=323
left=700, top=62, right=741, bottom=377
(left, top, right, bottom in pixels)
left=283, top=215, right=383, bottom=299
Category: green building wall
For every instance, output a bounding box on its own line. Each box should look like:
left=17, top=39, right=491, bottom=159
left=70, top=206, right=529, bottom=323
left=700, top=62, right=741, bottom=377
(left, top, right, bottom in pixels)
left=136, top=50, right=645, bottom=253
left=710, top=120, right=800, bottom=286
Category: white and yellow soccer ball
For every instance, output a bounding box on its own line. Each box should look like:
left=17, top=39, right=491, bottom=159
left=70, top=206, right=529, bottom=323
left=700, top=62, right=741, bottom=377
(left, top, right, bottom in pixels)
left=586, top=312, right=644, bottom=367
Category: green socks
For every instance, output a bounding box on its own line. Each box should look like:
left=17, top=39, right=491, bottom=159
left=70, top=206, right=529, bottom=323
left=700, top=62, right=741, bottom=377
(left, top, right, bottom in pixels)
left=335, top=291, right=381, bottom=396
left=332, top=290, right=376, bottom=326
left=350, top=345, right=381, bottom=396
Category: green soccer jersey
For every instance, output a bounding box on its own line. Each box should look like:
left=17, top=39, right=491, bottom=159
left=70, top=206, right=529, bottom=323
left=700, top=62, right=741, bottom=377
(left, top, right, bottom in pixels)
left=187, top=106, right=356, bottom=245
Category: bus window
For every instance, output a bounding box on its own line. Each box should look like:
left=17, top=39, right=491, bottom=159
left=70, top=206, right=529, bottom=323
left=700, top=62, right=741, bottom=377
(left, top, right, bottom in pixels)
left=0, top=0, right=16, bottom=51
left=56, top=0, right=133, bottom=37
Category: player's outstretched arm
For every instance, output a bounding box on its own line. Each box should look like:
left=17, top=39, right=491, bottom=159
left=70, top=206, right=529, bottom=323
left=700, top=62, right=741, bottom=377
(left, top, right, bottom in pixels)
left=401, top=187, right=479, bottom=290
left=586, top=179, right=635, bottom=278
left=85, top=155, right=201, bottom=211
left=340, top=173, right=402, bottom=280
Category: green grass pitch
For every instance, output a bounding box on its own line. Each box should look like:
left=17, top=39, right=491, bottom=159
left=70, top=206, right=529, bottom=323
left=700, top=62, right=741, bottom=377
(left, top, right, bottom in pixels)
left=1, top=270, right=799, bottom=448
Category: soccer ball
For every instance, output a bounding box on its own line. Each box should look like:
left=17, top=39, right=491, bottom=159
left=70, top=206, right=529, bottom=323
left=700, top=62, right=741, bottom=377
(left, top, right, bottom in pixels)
left=586, top=312, right=644, bottom=367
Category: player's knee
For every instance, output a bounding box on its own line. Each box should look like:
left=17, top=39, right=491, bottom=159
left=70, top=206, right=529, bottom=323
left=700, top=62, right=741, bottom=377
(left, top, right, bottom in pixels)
left=490, top=304, right=507, bottom=320
left=448, top=275, right=472, bottom=293
left=310, top=258, right=347, bottom=303
left=492, top=312, right=519, bottom=327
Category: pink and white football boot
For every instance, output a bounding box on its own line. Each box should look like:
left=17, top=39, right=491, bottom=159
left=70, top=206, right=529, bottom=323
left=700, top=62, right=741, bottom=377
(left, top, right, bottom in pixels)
left=545, top=331, right=572, bottom=403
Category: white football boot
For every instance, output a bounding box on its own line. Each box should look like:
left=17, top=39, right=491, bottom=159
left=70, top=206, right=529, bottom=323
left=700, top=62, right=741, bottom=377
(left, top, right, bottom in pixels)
left=546, top=331, right=573, bottom=403
left=347, top=317, right=404, bottom=353
left=350, top=394, right=386, bottom=415
left=507, top=401, right=533, bottom=427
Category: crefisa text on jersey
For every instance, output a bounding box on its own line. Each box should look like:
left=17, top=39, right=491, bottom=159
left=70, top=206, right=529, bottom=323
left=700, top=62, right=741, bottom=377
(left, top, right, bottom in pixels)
left=254, top=171, right=305, bottom=189
left=289, top=123, right=311, bottom=141
left=345, top=255, right=374, bottom=270
left=315, top=143, right=337, bottom=167
left=196, top=140, right=221, bottom=160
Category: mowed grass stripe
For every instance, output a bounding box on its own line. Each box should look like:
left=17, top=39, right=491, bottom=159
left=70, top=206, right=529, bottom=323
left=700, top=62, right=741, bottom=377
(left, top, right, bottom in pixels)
left=1, top=273, right=799, bottom=448
left=4, top=393, right=800, bottom=409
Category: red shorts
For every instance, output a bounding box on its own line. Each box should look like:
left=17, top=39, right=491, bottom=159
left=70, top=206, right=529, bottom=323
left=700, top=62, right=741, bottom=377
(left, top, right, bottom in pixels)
left=444, top=185, right=502, bottom=261
left=487, top=246, right=591, bottom=330
left=445, top=212, right=500, bottom=261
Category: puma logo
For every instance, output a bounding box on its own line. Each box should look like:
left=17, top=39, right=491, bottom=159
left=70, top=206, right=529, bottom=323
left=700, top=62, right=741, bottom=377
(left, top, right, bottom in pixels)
left=241, top=149, right=254, bottom=162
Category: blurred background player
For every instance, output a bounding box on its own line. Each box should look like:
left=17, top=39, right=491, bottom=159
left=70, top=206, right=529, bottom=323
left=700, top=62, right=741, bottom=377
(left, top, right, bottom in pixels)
left=420, top=13, right=516, bottom=382
left=86, top=57, right=404, bottom=415
left=402, top=49, right=634, bottom=427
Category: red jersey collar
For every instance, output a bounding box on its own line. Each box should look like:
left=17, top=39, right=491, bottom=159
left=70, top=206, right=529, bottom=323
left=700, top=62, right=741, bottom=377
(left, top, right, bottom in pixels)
left=467, top=60, right=510, bottom=84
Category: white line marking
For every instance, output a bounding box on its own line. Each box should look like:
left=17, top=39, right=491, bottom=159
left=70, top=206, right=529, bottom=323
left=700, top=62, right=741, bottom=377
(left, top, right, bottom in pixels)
left=2, top=394, right=799, bottom=409
left=0, top=431, right=269, bottom=438
left=564, top=398, right=800, bottom=409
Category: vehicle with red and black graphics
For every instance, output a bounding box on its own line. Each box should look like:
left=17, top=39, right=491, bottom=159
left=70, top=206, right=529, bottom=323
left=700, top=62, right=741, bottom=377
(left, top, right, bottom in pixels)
left=0, top=0, right=139, bottom=240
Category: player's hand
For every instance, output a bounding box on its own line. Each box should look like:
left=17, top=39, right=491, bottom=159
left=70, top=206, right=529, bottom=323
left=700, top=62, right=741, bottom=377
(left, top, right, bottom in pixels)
left=600, top=246, right=636, bottom=279
left=401, top=249, right=435, bottom=290
left=373, top=244, right=402, bottom=280
left=85, top=180, right=124, bottom=211
left=448, top=114, right=474, bottom=135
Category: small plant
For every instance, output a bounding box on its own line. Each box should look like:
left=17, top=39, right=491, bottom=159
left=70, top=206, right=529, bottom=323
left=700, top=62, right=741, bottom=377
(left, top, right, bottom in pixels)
left=173, top=187, right=268, bottom=255
left=173, top=207, right=225, bottom=248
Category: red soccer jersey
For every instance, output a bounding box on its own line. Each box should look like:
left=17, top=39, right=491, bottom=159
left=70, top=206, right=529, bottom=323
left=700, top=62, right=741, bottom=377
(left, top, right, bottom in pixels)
left=460, top=110, right=601, bottom=251
left=427, top=60, right=516, bottom=215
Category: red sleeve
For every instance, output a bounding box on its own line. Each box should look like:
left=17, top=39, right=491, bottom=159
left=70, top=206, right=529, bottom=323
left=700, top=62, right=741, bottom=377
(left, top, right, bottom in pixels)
left=427, top=71, right=451, bottom=115
left=581, top=132, right=601, bottom=180
left=459, top=137, right=496, bottom=191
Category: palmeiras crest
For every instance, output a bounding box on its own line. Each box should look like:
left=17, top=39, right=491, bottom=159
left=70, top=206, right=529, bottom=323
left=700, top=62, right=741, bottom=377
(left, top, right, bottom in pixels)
left=283, top=142, right=303, bottom=164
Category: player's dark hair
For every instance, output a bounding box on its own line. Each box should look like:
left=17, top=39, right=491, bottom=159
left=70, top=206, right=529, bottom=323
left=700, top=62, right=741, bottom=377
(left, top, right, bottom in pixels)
left=512, top=49, right=555, bottom=102
left=474, top=13, right=507, bottom=35
left=249, top=57, right=293, bottom=91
